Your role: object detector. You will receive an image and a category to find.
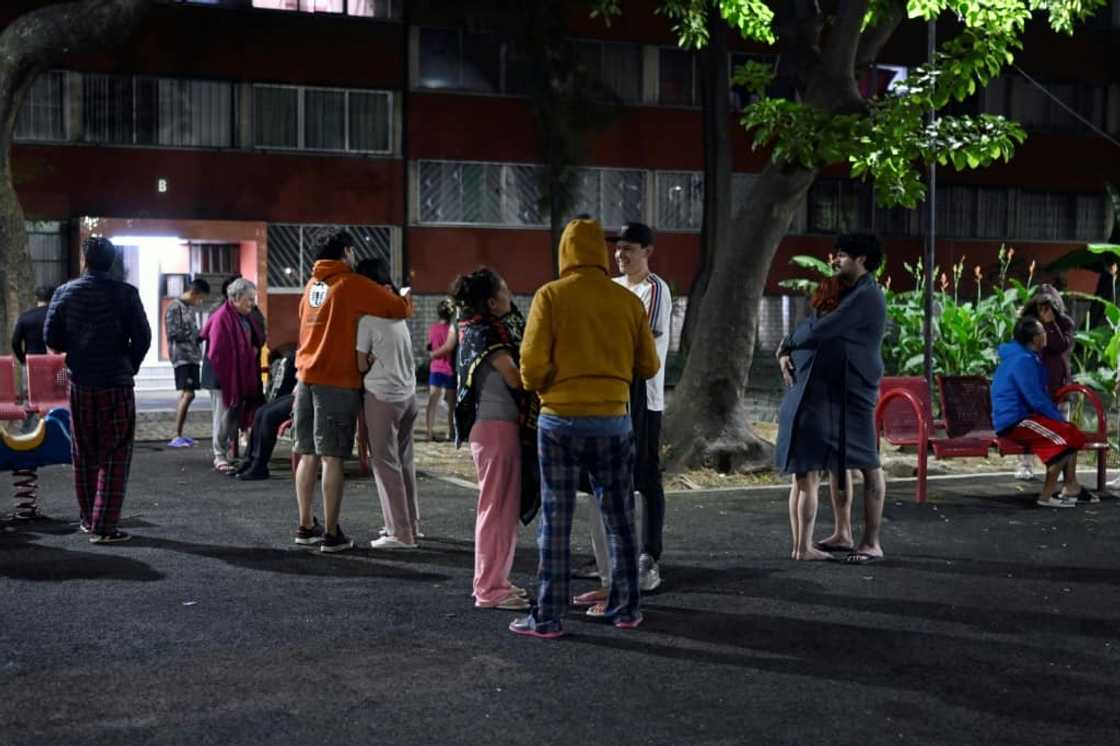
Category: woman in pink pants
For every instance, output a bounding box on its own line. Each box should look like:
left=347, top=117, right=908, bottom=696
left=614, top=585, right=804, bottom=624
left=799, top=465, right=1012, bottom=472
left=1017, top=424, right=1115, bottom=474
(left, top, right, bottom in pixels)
left=451, top=268, right=530, bottom=611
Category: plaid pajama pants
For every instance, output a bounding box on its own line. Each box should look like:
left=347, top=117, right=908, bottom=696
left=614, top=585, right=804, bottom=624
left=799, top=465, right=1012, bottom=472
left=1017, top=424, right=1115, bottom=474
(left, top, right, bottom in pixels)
left=69, top=383, right=136, bottom=536
left=532, top=415, right=640, bottom=631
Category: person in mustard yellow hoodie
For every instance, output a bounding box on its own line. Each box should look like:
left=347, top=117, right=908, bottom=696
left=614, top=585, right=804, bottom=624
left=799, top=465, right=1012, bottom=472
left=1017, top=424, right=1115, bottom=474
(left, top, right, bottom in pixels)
left=508, top=218, right=659, bottom=639
left=292, top=231, right=412, bottom=553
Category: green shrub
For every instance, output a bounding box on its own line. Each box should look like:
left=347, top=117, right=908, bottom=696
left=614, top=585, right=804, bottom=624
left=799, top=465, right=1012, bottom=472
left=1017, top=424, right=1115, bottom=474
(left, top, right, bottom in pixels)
left=780, top=245, right=1120, bottom=394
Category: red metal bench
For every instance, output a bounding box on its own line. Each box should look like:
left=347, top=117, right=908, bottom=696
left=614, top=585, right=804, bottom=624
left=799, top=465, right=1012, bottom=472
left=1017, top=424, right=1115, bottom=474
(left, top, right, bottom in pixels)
left=0, top=356, right=29, bottom=422
left=25, top=354, right=69, bottom=415
left=875, top=376, right=990, bottom=504
left=877, top=375, right=1111, bottom=503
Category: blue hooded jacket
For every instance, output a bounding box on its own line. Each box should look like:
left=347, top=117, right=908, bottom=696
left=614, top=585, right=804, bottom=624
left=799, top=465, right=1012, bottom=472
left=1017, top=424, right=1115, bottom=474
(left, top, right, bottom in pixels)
left=991, top=340, right=1063, bottom=433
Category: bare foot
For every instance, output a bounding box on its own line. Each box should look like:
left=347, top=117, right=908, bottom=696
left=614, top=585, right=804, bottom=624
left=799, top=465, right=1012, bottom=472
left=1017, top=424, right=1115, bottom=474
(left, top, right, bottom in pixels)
left=851, top=544, right=883, bottom=560
left=815, top=533, right=854, bottom=552
left=793, top=547, right=833, bottom=561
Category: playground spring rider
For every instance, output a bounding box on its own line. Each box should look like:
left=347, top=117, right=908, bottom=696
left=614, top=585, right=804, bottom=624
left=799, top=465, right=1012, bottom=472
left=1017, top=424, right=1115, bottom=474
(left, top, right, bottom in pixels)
left=1, top=409, right=72, bottom=520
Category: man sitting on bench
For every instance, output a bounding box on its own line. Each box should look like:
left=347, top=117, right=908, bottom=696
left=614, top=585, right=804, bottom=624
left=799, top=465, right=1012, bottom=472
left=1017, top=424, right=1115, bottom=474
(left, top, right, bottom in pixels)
left=992, top=316, right=1097, bottom=508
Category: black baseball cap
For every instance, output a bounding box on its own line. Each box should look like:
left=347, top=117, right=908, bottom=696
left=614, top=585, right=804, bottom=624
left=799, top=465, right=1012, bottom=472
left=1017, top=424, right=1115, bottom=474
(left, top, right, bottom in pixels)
left=608, top=222, right=655, bottom=247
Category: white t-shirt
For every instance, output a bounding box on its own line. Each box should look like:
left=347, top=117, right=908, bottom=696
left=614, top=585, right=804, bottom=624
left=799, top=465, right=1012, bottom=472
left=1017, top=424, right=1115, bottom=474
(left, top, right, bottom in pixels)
left=356, top=315, right=416, bottom=402
left=614, top=272, right=671, bottom=412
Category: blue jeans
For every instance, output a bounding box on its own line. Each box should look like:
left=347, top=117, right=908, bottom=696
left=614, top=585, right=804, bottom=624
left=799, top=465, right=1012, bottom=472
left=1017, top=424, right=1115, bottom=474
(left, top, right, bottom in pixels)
left=530, top=415, right=639, bottom=631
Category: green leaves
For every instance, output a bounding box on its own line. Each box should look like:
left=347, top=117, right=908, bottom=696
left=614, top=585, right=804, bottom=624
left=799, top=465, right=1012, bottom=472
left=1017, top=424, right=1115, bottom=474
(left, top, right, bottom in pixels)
left=730, top=59, right=774, bottom=96
left=654, top=0, right=775, bottom=49
left=701, top=1, right=1098, bottom=209
left=789, top=255, right=835, bottom=276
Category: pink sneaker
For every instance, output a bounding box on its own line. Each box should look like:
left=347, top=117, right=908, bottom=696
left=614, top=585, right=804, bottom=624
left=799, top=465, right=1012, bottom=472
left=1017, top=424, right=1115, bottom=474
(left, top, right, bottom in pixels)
left=613, top=614, right=644, bottom=630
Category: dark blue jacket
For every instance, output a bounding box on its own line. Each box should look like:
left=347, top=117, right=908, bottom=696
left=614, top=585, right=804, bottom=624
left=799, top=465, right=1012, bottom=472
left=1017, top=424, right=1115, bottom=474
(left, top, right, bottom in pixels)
left=11, top=305, right=48, bottom=363
left=44, top=271, right=151, bottom=388
left=991, top=340, right=1063, bottom=433
left=776, top=273, right=886, bottom=474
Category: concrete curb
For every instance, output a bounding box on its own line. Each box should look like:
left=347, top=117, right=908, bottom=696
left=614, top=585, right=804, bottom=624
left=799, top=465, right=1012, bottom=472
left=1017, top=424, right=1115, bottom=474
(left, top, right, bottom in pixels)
left=418, top=467, right=1119, bottom=497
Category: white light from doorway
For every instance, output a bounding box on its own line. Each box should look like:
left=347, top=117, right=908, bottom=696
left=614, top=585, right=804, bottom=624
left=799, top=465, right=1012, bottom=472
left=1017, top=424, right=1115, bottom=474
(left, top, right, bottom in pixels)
left=110, top=236, right=183, bottom=251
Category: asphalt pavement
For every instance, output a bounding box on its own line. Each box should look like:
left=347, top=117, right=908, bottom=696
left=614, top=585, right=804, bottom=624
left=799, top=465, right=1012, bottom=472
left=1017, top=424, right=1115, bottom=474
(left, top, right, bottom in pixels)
left=2, top=444, right=1119, bottom=745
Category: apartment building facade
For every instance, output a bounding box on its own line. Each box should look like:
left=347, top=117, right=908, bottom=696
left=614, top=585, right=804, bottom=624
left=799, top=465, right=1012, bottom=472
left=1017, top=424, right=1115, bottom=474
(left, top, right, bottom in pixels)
left=7, top=0, right=1120, bottom=376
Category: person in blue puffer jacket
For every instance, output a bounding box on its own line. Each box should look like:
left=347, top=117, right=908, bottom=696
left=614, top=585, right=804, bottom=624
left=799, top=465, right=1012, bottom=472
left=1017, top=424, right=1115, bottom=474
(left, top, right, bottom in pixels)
left=991, top=316, right=1095, bottom=509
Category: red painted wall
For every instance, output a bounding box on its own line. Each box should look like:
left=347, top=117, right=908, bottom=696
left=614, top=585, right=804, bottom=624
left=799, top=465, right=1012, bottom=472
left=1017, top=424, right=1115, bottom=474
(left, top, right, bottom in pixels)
left=404, top=225, right=1095, bottom=300
left=406, top=227, right=555, bottom=294
left=408, top=92, right=766, bottom=173
left=14, top=145, right=404, bottom=225
left=268, top=294, right=301, bottom=351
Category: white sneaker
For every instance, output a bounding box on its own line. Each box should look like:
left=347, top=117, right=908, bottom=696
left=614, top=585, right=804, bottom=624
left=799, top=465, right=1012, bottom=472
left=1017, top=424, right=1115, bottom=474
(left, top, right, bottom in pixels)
left=638, top=553, right=661, bottom=592
left=1036, top=496, right=1076, bottom=508
left=370, top=536, right=418, bottom=550
left=1015, top=464, right=1035, bottom=481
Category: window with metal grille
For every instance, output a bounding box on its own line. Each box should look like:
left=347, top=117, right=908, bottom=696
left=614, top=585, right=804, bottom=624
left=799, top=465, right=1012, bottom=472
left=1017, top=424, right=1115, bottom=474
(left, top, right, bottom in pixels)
left=597, top=169, right=645, bottom=228
left=651, top=171, right=801, bottom=234
left=976, top=188, right=1011, bottom=239
left=559, top=168, right=645, bottom=229
left=806, top=179, right=873, bottom=234
left=982, top=74, right=1109, bottom=134
left=266, top=224, right=394, bottom=289
left=658, top=48, right=696, bottom=107
left=656, top=172, right=704, bottom=230
left=418, top=161, right=547, bottom=226
left=14, top=72, right=66, bottom=142
left=190, top=243, right=240, bottom=275
left=935, top=185, right=978, bottom=239
left=82, top=74, right=134, bottom=144
left=26, top=221, right=68, bottom=288
left=1018, top=191, right=1074, bottom=240
left=1074, top=193, right=1109, bottom=242
left=135, top=78, right=234, bottom=147
left=253, top=85, right=392, bottom=153
left=81, top=73, right=234, bottom=147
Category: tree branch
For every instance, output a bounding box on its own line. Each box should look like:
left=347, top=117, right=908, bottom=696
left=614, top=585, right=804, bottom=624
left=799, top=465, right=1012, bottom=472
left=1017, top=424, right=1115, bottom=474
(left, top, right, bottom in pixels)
left=819, top=0, right=871, bottom=77
left=802, top=0, right=869, bottom=113
left=855, top=0, right=907, bottom=69
left=768, top=0, right=823, bottom=100
left=0, top=0, right=152, bottom=93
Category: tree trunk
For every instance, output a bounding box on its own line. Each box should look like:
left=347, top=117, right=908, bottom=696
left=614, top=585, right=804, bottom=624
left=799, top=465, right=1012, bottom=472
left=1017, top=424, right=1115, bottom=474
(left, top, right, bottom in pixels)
left=680, top=11, right=732, bottom=354
left=663, top=162, right=816, bottom=473
left=0, top=0, right=152, bottom=351
left=663, top=0, right=898, bottom=472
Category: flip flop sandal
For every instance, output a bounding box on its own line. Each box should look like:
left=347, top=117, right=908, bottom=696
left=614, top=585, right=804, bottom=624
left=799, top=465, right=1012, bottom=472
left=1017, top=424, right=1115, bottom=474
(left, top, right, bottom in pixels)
left=586, top=602, right=608, bottom=618
left=1065, top=487, right=1100, bottom=504
left=843, top=551, right=882, bottom=565
left=573, top=589, right=609, bottom=607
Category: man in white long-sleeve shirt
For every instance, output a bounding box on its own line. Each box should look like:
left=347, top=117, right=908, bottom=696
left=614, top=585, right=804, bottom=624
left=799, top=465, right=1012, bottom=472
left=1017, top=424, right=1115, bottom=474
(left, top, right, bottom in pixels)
left=612, top=222, right=672, bottom=592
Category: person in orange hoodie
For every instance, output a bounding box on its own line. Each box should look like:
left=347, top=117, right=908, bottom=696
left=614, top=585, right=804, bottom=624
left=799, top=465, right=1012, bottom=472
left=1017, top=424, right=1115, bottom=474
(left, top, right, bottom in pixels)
left=508, top=218, right=659, bottom=639
left=292, top=230, right=412, bottom=553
